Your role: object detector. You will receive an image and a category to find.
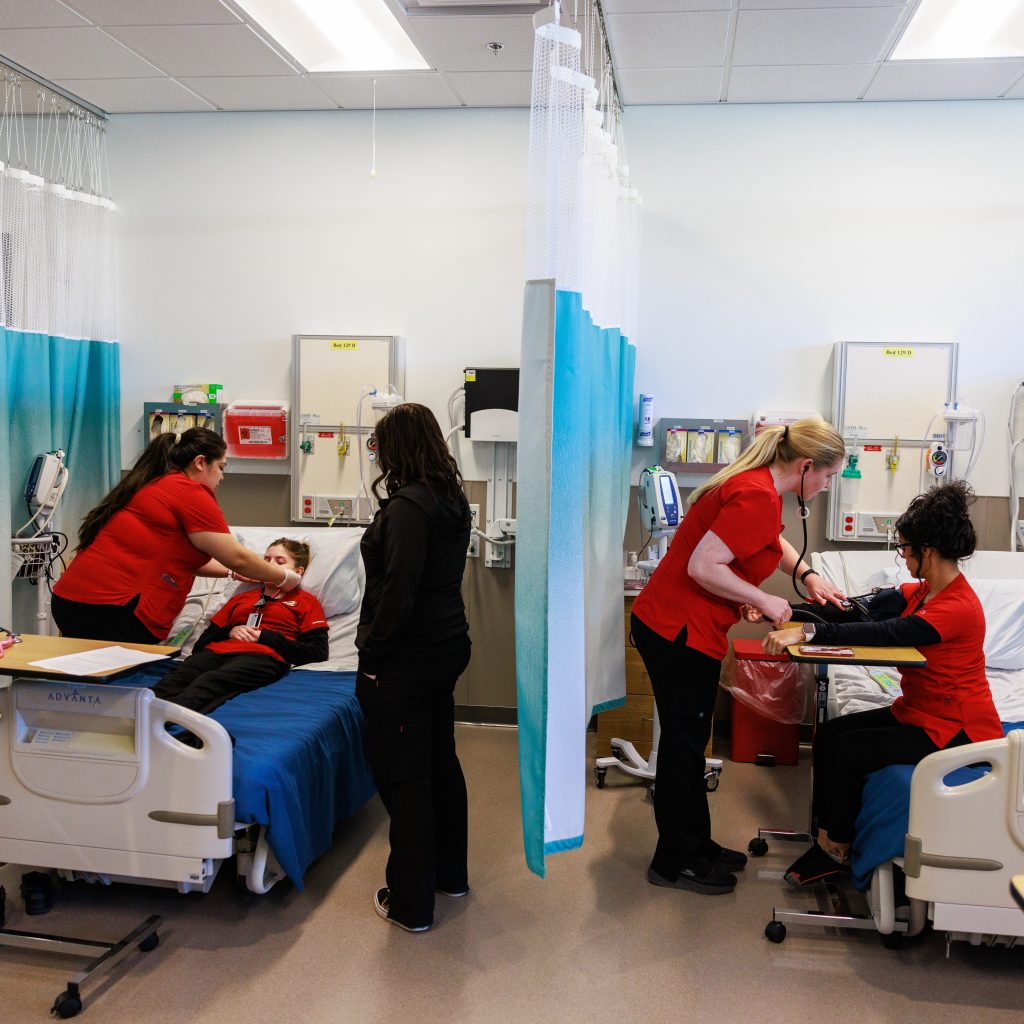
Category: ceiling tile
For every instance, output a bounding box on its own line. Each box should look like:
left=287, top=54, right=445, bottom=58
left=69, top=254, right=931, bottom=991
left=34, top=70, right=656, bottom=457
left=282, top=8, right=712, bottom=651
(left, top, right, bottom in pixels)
left=105, top=24, right=296, bottom=77
left=616, top=67, right=723, bottom=104
left=0, top=27, right=159, bottom=78
left=728, top=63, right=875, bottom=103
left=446, top=70, right=532, bottom=106
left=733, top=7, right=907, bottom=66
left=404, top=14, right=534, bottom=72
left=603, top=1, right=730, bottom=11
left=0, top=0, right=88, bottom=29
left=865, top=60, right=1024, bottom=101
left=55, top=76, right=215, bottom=112
left=605, top=12, right=731, bottom=69
left=314, top=73, right=460, bottom=109
left=65, top=0, right=241, bottom=25
left=182, top=75, right=336, bottom=111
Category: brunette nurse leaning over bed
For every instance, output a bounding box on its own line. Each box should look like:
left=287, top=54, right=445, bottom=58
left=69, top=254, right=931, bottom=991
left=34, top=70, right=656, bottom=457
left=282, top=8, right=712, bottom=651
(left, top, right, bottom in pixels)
left=51, top=428, right=300, bottom=644
left=630, top=417, right=848, bottom=896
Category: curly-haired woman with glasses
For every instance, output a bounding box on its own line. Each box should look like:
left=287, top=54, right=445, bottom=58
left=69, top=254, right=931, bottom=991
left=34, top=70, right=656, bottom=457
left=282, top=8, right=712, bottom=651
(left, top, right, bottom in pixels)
left=764, top=480, right=1002, bottom=886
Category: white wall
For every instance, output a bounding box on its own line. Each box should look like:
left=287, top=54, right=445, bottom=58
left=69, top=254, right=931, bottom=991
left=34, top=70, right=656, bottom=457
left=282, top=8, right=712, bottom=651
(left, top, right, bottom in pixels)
left=625, top=101, right=1024, bottom=497
left=107, top=108, right=530, bottom=482
left=107, top=100, right=1024, bottom=497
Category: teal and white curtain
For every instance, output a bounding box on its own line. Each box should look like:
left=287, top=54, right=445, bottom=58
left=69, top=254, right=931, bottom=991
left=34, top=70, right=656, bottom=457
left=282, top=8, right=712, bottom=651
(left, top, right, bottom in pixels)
left=1, top=71, right=120, bottom=630
left=517, top=3, right=640, bottom=877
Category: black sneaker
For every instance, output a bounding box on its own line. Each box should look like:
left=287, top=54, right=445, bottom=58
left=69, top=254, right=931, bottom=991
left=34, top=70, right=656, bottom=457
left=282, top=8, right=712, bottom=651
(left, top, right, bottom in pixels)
left=704, top=841, right=748, bottom=871
left=373, top=887, right=430, bottom=932
left=784, top=844, right=849, bottom=888
left=647, top=862, right=737, bottom=895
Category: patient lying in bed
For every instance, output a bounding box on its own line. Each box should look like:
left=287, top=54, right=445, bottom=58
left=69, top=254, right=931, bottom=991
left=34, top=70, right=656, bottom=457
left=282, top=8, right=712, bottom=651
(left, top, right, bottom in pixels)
left=153, top=539, right=328, bottom=715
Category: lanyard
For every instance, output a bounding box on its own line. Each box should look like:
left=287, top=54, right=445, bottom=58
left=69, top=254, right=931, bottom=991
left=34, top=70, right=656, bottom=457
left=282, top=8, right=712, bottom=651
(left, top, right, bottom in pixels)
left=246, top=588, right=268, bottom=629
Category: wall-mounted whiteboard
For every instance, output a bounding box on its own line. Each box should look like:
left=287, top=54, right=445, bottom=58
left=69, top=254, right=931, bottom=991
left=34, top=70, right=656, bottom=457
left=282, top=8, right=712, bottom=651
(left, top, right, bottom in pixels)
left=290, top=334, right=405, bottom=523
left=828, top=341, right=957, bottom=542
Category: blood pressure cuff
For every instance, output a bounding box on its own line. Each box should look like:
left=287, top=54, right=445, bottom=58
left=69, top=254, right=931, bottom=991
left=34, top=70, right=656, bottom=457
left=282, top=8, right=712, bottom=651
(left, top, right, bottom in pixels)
left=788, top=587, right=907, bottom=625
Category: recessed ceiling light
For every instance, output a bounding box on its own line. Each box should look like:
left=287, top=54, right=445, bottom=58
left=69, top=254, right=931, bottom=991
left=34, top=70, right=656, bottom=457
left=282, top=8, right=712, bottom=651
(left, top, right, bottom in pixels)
left=235, top=0, right=430, bottom=73
left=891, top=0, right=1024, bottom=60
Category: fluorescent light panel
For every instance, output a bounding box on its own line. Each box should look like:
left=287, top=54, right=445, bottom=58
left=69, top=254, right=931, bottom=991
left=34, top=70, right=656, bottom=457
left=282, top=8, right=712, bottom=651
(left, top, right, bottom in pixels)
left=236, top=0, right=429, bottom=72
left=892, top=0, right=1024, bottom=60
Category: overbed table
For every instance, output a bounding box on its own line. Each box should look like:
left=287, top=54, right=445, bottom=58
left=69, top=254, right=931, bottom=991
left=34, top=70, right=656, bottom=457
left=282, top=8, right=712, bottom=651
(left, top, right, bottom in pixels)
left=0, top=632, right=177, bottom=1018
left=734, top=634, right=928, bottom=943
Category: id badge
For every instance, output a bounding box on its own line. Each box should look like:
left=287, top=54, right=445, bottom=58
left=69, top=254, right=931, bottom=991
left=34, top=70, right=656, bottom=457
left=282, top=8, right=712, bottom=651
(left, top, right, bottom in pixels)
left=246, top=612, right=263, bottom=628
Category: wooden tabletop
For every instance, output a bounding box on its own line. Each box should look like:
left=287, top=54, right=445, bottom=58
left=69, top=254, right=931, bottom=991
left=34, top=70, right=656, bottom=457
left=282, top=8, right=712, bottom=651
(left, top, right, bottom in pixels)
left=785, top=643, right=926, bottom=668
left=0, top=633, right=178, bottom=680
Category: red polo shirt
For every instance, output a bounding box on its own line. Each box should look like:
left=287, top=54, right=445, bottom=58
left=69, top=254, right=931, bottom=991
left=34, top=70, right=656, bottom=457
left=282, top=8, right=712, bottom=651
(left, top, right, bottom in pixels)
left=55, top=472, right=230, bottom=637
left=892, top=575, right=1003, bottom=746
left=206, top=588, right=328, bottom=662
left=632, top=467, right=783, bottom=660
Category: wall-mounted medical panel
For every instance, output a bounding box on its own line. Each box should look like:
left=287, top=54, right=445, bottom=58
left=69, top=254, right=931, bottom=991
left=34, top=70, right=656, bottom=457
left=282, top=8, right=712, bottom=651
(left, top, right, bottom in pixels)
left=828, top=341, right=957, bottom=542
left=291, top=334, right=405, bottom=524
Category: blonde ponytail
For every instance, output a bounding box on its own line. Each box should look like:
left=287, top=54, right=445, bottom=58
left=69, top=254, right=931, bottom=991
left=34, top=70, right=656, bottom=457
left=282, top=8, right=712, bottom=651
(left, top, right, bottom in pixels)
left=687, top=416, right=845, bottom=507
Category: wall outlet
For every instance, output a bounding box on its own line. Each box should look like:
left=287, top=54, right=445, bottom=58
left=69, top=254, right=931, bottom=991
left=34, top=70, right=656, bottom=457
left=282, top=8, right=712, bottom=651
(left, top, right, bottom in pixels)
left=467, top=503, right=480, bottom=558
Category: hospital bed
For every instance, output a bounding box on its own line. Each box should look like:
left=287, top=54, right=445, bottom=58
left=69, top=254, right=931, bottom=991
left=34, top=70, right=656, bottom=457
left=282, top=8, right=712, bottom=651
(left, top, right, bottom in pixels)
left=0, top=526, right=375, bottom=897
left=798, top=548, right=1024, bottom=950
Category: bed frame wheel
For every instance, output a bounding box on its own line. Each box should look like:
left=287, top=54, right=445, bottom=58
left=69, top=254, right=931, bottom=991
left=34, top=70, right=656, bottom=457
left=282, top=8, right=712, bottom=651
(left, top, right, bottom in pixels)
left=51, top=989, right=83, bottom=1019
left=595, top=767, right=607, bottom=789
left=704, top=772, right=720, bottom=792
left=748, top=837, right=769, bottom=857
left=139, top=932, right=160, bottom=953
left=764, top=921, right=786, bottom=943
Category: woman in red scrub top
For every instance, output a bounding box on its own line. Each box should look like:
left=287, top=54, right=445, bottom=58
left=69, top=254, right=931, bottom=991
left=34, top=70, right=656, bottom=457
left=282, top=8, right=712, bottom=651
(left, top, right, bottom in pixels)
left=631, top=417, right=846, bottom=895
left=764, top=481, right=1002, bottom=886
left=52, top=428, right=300, bottom=644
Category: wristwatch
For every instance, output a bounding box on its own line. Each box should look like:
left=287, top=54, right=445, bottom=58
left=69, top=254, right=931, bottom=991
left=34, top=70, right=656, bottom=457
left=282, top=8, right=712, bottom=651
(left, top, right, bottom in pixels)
left=799, top=568, right=818, bottom=584
left=802, top=622, right=817, bottom=641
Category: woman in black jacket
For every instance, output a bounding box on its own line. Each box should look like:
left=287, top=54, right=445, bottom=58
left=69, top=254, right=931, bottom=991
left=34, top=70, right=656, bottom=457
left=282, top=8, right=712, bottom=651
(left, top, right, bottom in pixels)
left=356, top=402, right=472, bottom=932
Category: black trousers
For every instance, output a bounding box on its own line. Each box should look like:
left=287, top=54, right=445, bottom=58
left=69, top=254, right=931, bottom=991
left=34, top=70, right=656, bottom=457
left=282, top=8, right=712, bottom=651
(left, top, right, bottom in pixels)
left=630, top=614, right=722, bottom=878
left=51, top=593, right=161, bottom=644
left=356, top=647, right=471, bottom=929
left=812, top=705, right=969, bottom=843
left=152, top=649, right=289, bottom=716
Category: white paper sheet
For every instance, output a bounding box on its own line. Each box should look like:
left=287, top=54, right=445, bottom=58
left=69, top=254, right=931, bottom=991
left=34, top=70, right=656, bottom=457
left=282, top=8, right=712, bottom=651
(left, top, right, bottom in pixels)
left=28, top=646, right=168, bottom=676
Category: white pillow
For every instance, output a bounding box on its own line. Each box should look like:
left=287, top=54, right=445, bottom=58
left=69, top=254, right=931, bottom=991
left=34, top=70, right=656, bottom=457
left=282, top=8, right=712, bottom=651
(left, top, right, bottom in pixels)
left=969, top=578, right=1024, bottom=671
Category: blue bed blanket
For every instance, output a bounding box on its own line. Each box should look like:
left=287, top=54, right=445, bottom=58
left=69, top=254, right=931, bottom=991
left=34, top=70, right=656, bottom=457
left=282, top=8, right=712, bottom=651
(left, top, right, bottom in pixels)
left=852, top=721, right=1024, bottom=890
left=124, top=664, right=376, bottom=889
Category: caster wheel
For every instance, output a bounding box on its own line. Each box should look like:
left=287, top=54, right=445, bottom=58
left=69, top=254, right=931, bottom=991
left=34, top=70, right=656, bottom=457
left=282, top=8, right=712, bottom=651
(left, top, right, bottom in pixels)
left=595, top=768, right=607, bottom=789
left=765, top=921, right=786, bottom=944
left=748, top=838, right=769, bottom=857
left=139, top=932, right=160, bottom=952
left=881, top=931, right=904, bottom=950
left=52, top=990, right=83, bottom=1019
left=705, top=773, right=720, bottom=792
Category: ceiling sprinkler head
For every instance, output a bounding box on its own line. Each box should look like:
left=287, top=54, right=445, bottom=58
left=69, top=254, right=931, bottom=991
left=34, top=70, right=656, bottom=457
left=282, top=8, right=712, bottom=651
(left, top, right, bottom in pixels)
left=486, top=41, right=504, bottom=56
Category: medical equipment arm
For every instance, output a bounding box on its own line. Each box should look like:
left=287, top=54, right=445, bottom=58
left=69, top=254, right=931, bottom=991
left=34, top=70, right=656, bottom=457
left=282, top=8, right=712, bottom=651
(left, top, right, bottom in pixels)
left=189, top=531, right=301, bottom=592
left=688, top=531, right=792, bottom=625
left=258, top=626, right=329, bottom=667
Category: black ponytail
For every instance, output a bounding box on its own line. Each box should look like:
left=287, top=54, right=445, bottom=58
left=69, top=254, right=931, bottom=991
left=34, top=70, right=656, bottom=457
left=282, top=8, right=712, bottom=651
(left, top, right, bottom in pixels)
left=77, top=428, right=226, bottom=550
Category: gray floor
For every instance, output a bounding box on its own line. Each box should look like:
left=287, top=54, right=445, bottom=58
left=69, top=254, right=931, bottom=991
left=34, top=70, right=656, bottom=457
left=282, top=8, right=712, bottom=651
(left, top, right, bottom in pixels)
left=2, top=726, right=1022, bottom=1023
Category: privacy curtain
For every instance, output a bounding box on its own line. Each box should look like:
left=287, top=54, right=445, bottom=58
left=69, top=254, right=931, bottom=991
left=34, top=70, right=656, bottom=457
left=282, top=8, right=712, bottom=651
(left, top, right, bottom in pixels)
left=516, top=4, right=640, bottom=877
left=1, top=73, right=120, bottom=630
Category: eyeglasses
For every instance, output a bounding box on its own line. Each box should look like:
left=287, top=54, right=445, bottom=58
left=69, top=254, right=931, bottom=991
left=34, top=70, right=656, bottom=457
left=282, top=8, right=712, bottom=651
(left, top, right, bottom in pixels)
left=894, top=543, right=911, bottom=556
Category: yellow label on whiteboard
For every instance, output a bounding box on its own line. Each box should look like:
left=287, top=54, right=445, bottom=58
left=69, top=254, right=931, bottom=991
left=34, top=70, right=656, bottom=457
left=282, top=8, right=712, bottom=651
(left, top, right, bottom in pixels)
left=464, top=369, right=477, bottom=382
left=331, top=340, right=359, bottom=350
left=883, top=346, right=914, bottom=358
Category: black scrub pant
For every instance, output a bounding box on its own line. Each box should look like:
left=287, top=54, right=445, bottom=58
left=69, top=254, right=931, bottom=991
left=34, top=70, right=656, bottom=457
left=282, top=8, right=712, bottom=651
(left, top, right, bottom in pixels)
left=356, top=647, right=472, bottom=930
left=152, top=649, right=289, bottom=716
left=630, top=614, right=722, bottom=879
left=51, top=593, right=161, bottom=644
left=812, top=705, right=969, bottom=844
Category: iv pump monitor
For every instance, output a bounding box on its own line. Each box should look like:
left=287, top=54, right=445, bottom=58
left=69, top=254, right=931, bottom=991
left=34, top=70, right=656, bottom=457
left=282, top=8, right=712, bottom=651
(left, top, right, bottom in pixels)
left=657, top=472, right=680, bottom=527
